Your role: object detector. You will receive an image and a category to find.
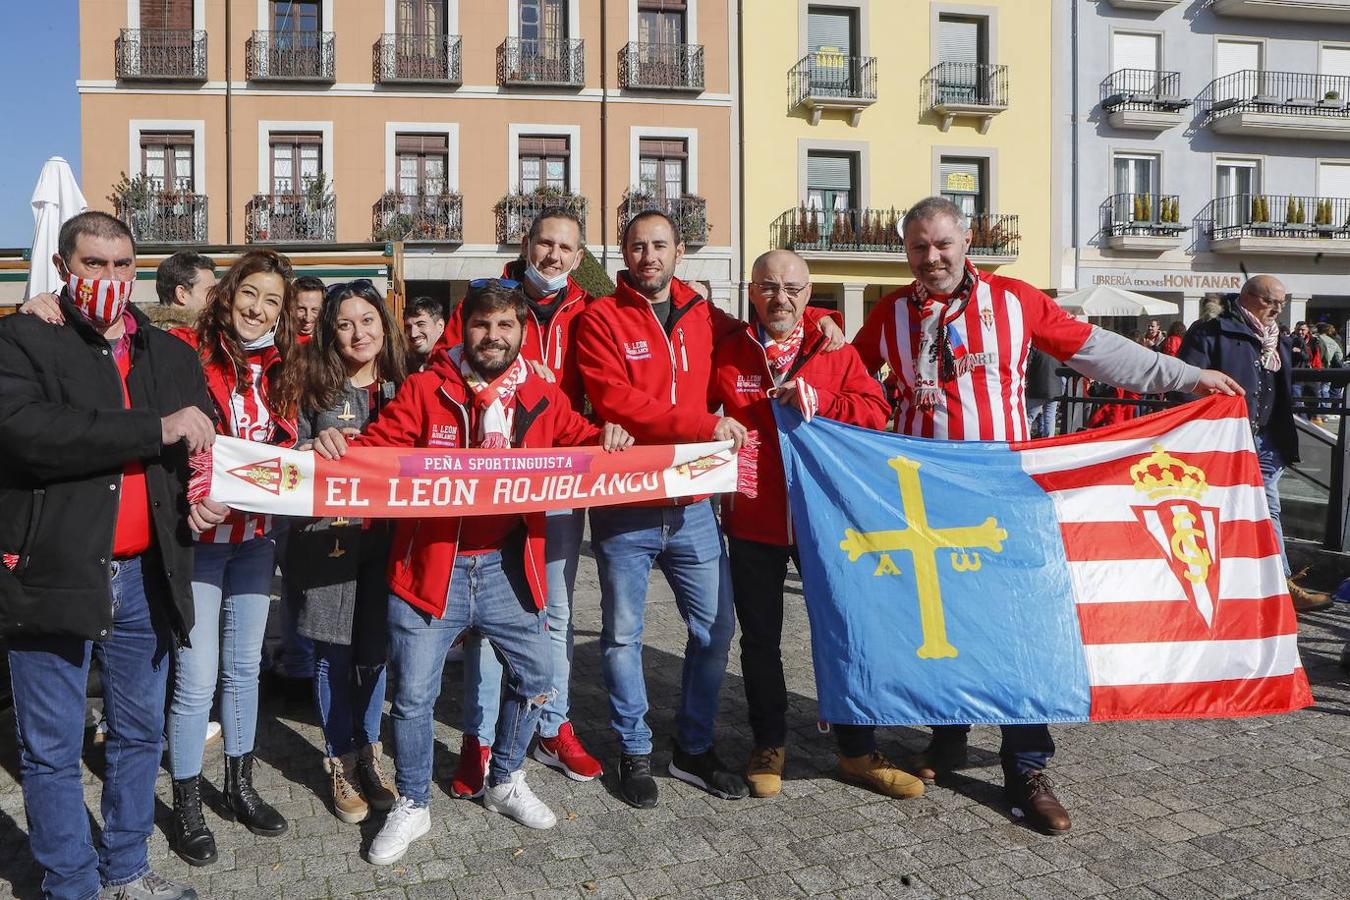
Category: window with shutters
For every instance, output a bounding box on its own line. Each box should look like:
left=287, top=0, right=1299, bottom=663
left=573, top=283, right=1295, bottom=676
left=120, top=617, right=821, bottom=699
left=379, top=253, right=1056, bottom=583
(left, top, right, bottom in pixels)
left=141, top=132, right=194, bottom=191
left=270, top=132, right=323, bottom=196
left=1112, top=153, right=1159, bottom=198
left=519, top=135, right=570, bottom=193
left=938, top=157, right=986, bottom=218
left=272, top=0, right=320, bottom=35
left=140, top=0, right=194, bottom=29
left=396, top=133, right=449, bottom=196
left=937, top=15, right=990, bottom=104
left=806, top=151, right=857, bottom=212
left=1317, top=162, right=1350, bottom=198
left=639, top=139, right=687, bottom=202
left=806, top=6, right=859, bottom=96
left=638, top=0, right=686, bottom=45
left=397, top=0, right=446, bottom=36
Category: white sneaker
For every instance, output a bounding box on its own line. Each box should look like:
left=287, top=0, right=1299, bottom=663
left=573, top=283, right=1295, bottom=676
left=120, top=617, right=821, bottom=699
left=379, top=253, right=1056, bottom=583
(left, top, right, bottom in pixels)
left=483, top=770, right=557, bottom=829
left=365, top=796, right=431, bottom=866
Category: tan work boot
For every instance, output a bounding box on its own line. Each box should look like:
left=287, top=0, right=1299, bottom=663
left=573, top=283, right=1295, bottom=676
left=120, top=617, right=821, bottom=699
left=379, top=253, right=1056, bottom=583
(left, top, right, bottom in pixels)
left=358, top=742, right=399, bottom=812
left=745, top=746, right=785, bottom=798
left=837, top=751, right=924, bottom=799
left=327, top=752, right=370, bottom=824
left=1289, top=568, right=1333, bottom=613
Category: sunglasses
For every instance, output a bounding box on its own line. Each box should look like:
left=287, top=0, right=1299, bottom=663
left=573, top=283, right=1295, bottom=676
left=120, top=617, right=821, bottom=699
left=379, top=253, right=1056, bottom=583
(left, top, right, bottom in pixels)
left=468, top=278, right=522, bottom=290
left=323, top=278, right=382, bottom=304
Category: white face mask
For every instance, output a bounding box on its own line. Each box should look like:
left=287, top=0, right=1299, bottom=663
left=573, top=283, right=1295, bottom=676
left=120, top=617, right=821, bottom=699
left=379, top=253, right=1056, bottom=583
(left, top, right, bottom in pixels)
left=523, top=262, right=571, bottom=296
left=241, top=322, right=278, bottom=351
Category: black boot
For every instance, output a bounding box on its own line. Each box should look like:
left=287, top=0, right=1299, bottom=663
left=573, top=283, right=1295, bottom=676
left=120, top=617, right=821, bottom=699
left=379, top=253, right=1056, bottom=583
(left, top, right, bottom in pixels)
left=170, top=776, right=218, bottom=866
left=223, top=752, right=288, bottom=836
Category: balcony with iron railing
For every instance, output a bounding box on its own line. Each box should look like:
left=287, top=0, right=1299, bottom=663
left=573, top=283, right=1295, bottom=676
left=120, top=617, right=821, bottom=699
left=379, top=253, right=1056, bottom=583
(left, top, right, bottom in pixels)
left=1203, top=193, right=1350, bottom=256
left=1101, top=193, right=1188, bottom=251
left=1199, top=70, right=1350, bottom=139
left=373, top=33, right=462, bottom=85
left=789, top=53, right=877, bottom=126
left=1211, top=0, right=1350, bottom=24
left=618, top=42, right=704, bottom=92
left=617, top=191, right=708, bottom=246
left=371, top=191, right=464, bottom=243
left=922, top=62, right=1009, bottom=133
left=494, top=190, right=588, bottom=244
left=497, top=37, right=585, bottom=87
left=773, top=206, right=1018, bottom=262
left=1100, top=69, right=1190, bottom=131
left=246, top=30, right=335, bottom=82
left=245, top=192, right=337, bottom=243
left=114, top=190, right=208, bottom=245
left=115, top=28, right=207, bottom=81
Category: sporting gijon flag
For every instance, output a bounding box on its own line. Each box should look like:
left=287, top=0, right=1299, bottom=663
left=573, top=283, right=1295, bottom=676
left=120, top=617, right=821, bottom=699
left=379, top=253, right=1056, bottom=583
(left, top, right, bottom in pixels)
left=776, top=395, right=1311, bottom=726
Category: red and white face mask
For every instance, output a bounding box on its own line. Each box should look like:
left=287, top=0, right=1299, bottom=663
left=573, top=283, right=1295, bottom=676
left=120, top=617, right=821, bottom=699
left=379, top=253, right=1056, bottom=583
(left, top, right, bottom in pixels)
left=66, top=274, right=134, bottom=327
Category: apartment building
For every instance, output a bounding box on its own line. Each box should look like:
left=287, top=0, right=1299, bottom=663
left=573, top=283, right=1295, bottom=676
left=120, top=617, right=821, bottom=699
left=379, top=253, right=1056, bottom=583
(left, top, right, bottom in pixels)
left=1060, top=0, right=1350, bottom=329
left=79, top=1, right=737, bottom=305
left=739, top=0, right=1056, bottom=336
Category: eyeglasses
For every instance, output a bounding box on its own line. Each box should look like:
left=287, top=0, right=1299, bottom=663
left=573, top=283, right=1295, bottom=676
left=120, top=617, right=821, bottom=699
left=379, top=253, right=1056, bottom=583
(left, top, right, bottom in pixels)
left=468, top=278, right=521, bottom=290
left=751, top=282, right=810, bottom=298
left=1250, top=293, right=1287, bottom=309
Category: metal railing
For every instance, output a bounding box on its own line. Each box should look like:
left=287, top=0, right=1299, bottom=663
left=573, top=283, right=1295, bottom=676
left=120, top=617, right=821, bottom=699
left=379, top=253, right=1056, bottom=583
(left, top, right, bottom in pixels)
left=245, top=193, right=336, bottom=243
left=1199, top=69, right=1350, bottom=120
left=373, top=33, right=461, bottom=84
left=771, top=206, right=903, bottom=254
left=371, top=192, right=463, bottom=243
left=1100, top=68, right=1188, bottom=111
left=618, top=42, right=704, bottom=91
left=969, top=213, right=1020, bottom=257
left=114, top=192, right=208, bottom=244
left=1203, top=193, right=1350, bottom=240
left=617, top=192, right=708, bottom=245
left=788, top=53, right=878, bottom=107
left=246, top=30, right=335, bottom=82
left=922, top=62, right=1009, bottom=110
left=497, top=37, right=584, bottom=87
left=1102, top=193, right=1188, bottom=237
left=494, top=192, right=588, bottom=244
left=115, top=28, right=207, bottom=81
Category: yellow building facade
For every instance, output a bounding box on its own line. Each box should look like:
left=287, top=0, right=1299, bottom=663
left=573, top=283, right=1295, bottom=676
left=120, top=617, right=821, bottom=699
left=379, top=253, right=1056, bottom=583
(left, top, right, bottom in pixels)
left=739, top=0, right=1056, bottom=335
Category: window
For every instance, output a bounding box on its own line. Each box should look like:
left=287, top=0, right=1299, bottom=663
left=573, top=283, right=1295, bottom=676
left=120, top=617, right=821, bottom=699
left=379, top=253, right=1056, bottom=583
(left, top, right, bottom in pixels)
left=806, top=151, right=857, bottom=212
left=140, top=0, right=193, bottom=29
left=270, top=132, right=323, bottom=195
left=1317, top=161, right=1350, bottom=198
left=397, top=0, right=446, bottom=36
left=937, top=15, right=990, bottom=104
left=939, top=157, right=987, bottom=218
left=271, top=0, right=320, bottom=34
left=1113, top=153, right=1159, bottom=197
left=807, top=7, right=859, bottom=96
left=141, top=132, right=194, bottom=191
left=1112, top=32, right=1160, bottom=94
left=639, top=139, right=687, bottom=202
left=520, top=0, right=567, bottom=44
left=519, top=135, right=570, bottom=193
left=638, top=0, right=686, bottom=44
left=1216, top=158, right=1260, bottom=198
left=396, top=133, right=448, bottom=196
left=1322, top=45, right=1350, bottom=78
left=1216, top=39, right=1261, bottom=79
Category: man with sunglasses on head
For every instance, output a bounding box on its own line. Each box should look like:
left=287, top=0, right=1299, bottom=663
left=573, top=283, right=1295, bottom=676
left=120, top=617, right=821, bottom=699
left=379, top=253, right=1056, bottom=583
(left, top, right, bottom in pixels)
left=312, top=279, right=632, bottom=859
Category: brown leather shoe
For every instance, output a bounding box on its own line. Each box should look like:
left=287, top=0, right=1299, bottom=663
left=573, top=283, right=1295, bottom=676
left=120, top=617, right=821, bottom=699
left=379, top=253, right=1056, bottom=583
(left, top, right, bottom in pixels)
left=1004, top=768, right=1070, bottom=835
left=1289, top=569, right=1333, bottom=613
left=906, top=737, right=970, bottom=784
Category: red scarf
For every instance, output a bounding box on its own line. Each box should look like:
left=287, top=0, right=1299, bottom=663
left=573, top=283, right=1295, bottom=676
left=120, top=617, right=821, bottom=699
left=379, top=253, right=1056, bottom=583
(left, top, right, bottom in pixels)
left=909, top=259, right=981, bottom=411
left=457, top=348, right=529, bottom=448
left=761, top=320, right=805, bottom=377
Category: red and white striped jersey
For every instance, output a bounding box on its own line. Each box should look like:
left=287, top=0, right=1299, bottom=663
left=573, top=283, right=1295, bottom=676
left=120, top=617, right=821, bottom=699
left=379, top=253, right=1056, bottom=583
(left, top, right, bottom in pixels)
left=853, top=271, right=1093, bottom=441
left=198, top=360, right=276, bottom=544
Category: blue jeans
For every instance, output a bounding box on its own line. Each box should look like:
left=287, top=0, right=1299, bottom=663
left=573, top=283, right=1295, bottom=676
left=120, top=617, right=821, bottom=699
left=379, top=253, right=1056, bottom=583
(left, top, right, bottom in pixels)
left=169, top=536, right=276, bottom=777
left=313, top=641, right=386, bottom=757
left=8, top=556, right=172, bottom=899
left=589, top=500, right=736, bottom=756
left=932, top=723, right=1056, bottom=774
left=386, top=545, right=551, bottom=803
left=1028, top=400, right=1058, bottom=439
left=464, top=508, right=584, bottom=743
left=1255, top=430, right=1292, bottom=577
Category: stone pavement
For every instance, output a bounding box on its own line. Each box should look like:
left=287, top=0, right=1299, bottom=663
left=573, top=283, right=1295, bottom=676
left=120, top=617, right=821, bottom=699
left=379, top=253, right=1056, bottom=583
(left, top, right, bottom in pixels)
left=3, top=543, right=1350, bottom=900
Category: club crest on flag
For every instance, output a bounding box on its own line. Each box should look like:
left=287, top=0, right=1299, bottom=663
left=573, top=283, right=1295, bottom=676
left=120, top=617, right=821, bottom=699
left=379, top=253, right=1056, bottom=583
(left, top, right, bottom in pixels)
left=226, top=457, right=303, bottom=495
left=1129, top=446, right=1221, bottom=627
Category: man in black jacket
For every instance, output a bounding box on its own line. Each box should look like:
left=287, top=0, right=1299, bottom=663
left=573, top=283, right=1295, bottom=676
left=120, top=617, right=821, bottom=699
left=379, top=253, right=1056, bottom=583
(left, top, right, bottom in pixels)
left=0, top=211, right=224, bottom=900
left=1178, top=275, right=1331, bottom=613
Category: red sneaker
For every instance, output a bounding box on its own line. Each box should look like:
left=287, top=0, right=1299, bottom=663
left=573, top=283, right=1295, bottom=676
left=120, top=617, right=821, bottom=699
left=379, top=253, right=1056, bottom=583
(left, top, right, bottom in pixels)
left=532, top=722, right=603, bottom=781
left=449, top=735, right=490, bottom=799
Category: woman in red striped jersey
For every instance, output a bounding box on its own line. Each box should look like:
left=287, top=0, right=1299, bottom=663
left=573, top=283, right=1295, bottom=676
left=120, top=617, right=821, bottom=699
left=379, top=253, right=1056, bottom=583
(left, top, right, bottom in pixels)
left=166, top=249, right=298, bottom=866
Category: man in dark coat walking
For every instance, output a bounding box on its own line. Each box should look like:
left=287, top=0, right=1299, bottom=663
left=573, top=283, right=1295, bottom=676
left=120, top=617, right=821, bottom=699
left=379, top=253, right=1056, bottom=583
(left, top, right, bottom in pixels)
left=0, top=211, right=225, bottom=900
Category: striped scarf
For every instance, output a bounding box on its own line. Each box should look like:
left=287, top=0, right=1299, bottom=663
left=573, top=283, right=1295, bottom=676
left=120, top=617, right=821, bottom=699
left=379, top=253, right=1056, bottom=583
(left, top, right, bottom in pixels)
left=1237, top=305, right=1282, bottom=373
left=761, top=319, right=805, bottom=379
left=457, top=348, right=529, bottom=448
left=909, top=259, right=980, bottom=411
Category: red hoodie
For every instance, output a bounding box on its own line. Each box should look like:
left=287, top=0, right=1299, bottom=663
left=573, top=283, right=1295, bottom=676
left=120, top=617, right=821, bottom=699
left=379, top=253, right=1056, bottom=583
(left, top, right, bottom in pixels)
left=711, top=322, right=889, bottom=546
left=352, top=349, right=601, bottom=616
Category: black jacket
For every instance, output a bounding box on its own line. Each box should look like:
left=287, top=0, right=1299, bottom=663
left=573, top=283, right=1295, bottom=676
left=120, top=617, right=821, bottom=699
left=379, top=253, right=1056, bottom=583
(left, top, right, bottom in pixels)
left=0, top=294, right=211, bottom=643
left=1177, top=300, right=1298, bottom=464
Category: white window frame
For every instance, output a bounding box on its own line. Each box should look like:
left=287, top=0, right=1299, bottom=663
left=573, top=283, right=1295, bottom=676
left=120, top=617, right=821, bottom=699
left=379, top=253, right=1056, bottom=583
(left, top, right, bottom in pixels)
left=1214, top=35, right=1265, bottom=78
left=508, top=123, right=582, bottom=193
left=1316, top=158, right=1350, bottom=196
left=385, top=122, right=460, bottom=192
left=1319, top=42, right=1350, bottom=75
left=629, top=126, right=699, bottom=194
left=384, top=0, right=460, bottom=33
left=129, top=120, right=206, bottom=192
left=127, top=0, right=207, bottom=29
left=1213, top=154, right=1264, bottom=198
left=1110, top=150, right=1162, bottom=196
left=257, top=120, right=335, bottom=194
left=1109, top=28, right=1164, bottom=73
left=507, top=0, right=581, bottom=40
left=629, top=0, right=697, bottom=44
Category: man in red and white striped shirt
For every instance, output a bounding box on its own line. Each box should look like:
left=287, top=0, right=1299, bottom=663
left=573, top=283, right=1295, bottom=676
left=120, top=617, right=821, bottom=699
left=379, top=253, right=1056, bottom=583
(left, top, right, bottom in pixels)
left=851, top=196, right=1240, bottom=834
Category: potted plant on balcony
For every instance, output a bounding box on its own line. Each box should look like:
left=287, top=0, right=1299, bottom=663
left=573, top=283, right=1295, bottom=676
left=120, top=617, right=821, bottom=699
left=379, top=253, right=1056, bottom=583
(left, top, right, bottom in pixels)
left=1315, top=199, right=1340, bottom=235
left=372, top=189, right=416, bottom=242
left=1285, top=196, right=1311, bottom=233
left=678, top=193, right=709, bottom=246
left=1321, top=89, right=1345, bottom=111
left=108, top=171, right=158, bottom=240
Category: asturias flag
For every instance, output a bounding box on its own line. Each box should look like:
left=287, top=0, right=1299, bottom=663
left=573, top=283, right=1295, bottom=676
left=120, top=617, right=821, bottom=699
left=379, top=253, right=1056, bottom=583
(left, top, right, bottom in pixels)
left=777, top=395, right=1312, bottom=726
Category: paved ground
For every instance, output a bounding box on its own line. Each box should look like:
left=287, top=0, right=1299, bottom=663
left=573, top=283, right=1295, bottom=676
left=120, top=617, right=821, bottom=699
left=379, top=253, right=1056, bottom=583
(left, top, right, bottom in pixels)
left=3, top=542, right=1350, bottom=900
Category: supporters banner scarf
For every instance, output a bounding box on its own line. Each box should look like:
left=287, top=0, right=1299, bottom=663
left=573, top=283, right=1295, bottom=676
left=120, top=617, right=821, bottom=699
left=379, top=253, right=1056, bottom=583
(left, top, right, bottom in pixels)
left=776, top=394, right=1311, bottom=725
left=190, top=437, right=757, bottom=518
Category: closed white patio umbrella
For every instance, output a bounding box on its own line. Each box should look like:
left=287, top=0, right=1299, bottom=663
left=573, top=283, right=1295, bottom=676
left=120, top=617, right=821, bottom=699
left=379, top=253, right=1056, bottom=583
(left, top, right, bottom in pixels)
left=1055, top=284, right=1179, bottom=318
left=24, top=156, right=88, bottom=299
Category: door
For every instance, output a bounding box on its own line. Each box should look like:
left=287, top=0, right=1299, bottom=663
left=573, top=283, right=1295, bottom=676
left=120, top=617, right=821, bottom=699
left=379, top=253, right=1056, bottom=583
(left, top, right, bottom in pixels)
left=139, top=0, right=194, bottom=73
left=1112, top=32, right=1160, bottom=96
left=395, top=0, right=447, bottom=78
left=637, top=1, right=686, bottom=84
left=1216, top=159, right=1260, bottom=229
left=1113, top=154, right=1159, bottom=223
left=807, top=152, right=857, bottom=243
left=1318, top=162, right=1350, bottom=230
left=1322, top=45, right=1350, bottom=101
left=639, top=139, right=687, bottom=203
left=938, top=15, right=986, bottom=104
left=270, top=0, right=321, bottom=76
left=807, top=7, right=858, bottom=97
left=1216, top=39, right=1262, bottom=101
left=519, top=0, right=569, bottom=79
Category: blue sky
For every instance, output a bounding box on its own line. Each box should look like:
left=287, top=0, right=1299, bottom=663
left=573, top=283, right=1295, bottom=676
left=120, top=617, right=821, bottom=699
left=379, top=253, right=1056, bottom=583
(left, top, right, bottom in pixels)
left=0, top=1, right=80, bottom=248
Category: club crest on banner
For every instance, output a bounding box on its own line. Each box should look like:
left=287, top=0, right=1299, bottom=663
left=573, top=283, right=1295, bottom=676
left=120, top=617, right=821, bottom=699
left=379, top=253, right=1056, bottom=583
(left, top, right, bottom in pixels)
left=226, top=457, right=303, bottom=495
left=674, top=453, right=731, bottom=481
left=1129, top=446, right=1221, bottom=627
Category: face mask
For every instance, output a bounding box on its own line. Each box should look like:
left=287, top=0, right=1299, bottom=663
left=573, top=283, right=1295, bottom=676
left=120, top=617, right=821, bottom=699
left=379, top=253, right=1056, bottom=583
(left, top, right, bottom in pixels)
left=241, top=322, right=278, bottom=352
left=66, top=274, right=134, bottom=327
left=523, top=262, right=571, bottom=297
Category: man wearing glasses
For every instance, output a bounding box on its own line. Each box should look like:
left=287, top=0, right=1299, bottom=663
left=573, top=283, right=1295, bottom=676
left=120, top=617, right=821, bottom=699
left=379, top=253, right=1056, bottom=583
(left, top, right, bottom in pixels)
left=710, top=250, right=907, bottom=800
left=1178, top=276, right=1331, bottom=613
